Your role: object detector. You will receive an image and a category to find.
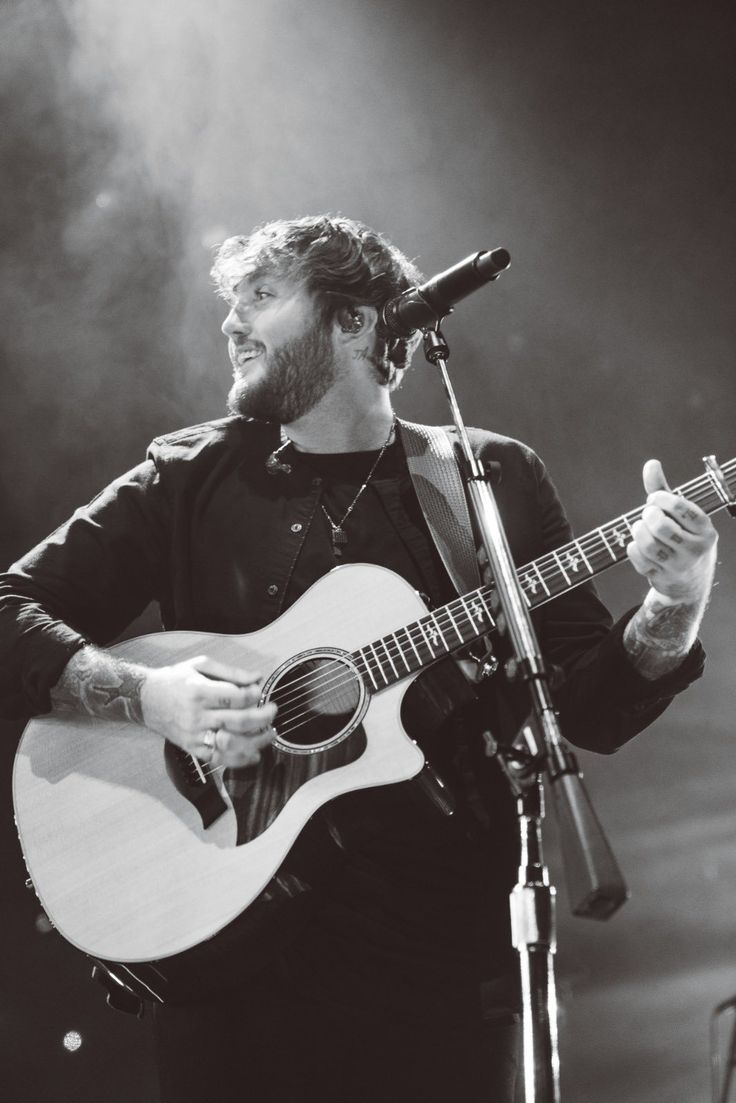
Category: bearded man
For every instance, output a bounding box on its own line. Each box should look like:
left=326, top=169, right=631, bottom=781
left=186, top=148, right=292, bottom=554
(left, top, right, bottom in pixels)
left=0, top=215, right=717, bottom=1102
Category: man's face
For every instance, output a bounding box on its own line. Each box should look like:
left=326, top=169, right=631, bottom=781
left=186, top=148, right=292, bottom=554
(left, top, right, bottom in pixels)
left=221, top=270, right=340, bottom=423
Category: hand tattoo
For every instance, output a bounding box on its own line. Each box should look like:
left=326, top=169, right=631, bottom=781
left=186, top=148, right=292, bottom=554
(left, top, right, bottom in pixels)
left=50, top=646, right=146, bottom=724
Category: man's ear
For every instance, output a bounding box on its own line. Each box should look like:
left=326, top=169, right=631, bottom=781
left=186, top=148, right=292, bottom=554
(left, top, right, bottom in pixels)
left=334, top=305, right=379, bottom=343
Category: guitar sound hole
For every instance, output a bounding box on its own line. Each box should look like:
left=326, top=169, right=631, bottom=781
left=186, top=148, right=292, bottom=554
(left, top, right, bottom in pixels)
left=268, top=654, right=362, bottom=750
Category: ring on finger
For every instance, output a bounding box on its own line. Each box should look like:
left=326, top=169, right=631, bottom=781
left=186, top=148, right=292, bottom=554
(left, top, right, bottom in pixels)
left=202, top=728, right=219, bottom=755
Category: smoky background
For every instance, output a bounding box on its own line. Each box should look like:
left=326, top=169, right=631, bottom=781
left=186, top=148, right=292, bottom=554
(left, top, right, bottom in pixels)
left=1, top=1, right=735, bottom=1100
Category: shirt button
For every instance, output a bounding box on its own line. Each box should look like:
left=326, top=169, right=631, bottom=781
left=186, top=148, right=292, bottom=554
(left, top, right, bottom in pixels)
left=290, top=522, right=303, bottom=533
left=266, top=584, right=278, bottom=597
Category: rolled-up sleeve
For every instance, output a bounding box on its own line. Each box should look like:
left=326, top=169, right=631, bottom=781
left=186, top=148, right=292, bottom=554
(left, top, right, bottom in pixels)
left=0, top=458, right=169, bottom=719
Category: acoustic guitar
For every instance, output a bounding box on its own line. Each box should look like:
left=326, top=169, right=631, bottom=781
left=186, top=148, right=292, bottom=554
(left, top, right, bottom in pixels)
left=13, top=456, right=734, bottom=969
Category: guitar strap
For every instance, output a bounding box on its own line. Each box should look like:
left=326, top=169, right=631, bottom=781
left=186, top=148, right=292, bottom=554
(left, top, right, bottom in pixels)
left=398, top=420, right=496, bottom=831
left=397, top=419, right=483, bottom=596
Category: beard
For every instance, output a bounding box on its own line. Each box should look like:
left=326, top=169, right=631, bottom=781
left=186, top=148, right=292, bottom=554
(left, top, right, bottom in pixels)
left=226, top=317, right=340, bottom=424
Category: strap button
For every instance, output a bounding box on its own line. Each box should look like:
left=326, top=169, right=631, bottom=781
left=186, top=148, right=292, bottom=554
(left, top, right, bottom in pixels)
left=290, top=523, right=303, bottom=533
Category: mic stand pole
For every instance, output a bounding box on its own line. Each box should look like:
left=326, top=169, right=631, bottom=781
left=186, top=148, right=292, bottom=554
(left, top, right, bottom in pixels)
left=421, top=323, right=628, bottom=1103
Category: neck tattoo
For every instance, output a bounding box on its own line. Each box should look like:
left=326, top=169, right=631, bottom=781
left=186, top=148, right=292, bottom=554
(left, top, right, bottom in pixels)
left=320, top=417, right=396, bottom=557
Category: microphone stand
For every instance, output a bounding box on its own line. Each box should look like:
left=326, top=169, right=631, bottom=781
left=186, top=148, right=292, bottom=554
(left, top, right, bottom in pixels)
left=420, top=319, right=629, bottom=1102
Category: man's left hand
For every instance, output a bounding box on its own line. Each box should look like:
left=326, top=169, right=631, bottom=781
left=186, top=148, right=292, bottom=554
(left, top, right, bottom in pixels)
left=627, top=459, right=718, bottom=605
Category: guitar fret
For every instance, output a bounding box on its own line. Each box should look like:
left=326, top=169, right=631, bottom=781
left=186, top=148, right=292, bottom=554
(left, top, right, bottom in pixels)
left=559, top=546, right=585, bottom=578
left=417, top=624, right=437, bottom=663
left=597, top=526, right=617, bottom=560
left=362, top=656, right=380, bottom=690
left=379, top=638, right=399, bottom=679
left=403, top=624, right=423, bottom=666
left=477, top=590, right=497, bottom=623
left=427, top=614, right=446, bottom=654
left=392, top=631, right=412, bottom=673
left=573, top=539, right=593, bottom=574
left=518, top=571, right=538, bottom=598
left=606, top=521, right=630, bottom=551
left=417, top=619, right=438, bottom=659
left=354, top=649, right=378, bottom=690
left=430, top=612, right=449, bottom=652
left=459, top=602, right=474, bottom=637
left=533, top=563, right=550, bottom=596
left=551, top=548, right=571, bottom=586
left=367, top=642, right=389, bottom=686
left=444, top=605, right=465, bottom=643
left=461, top=593, right=492, bottom=632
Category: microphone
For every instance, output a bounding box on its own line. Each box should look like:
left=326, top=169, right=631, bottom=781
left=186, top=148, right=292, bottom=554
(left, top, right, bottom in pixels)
left=381, top=248, right=511, bottom=338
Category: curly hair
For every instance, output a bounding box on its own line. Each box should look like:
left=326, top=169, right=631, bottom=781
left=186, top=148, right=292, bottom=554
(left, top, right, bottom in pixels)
left=210, top=215, right=424, bottom=389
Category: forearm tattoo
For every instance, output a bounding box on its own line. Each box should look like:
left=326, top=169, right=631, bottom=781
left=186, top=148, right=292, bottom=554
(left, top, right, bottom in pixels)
left=623, top=594, right=701, bottom=681
left=50, top=646, right=146, bottom=724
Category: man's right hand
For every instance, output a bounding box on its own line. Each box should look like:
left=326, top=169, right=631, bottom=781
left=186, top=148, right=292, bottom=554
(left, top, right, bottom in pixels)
left=141, top=655, right=277, bottom=768
left=51, top=646, right=276, bottom=768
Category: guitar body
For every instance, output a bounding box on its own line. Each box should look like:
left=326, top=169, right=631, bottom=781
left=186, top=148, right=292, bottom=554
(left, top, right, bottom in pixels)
left=13, top=564, right=427, bottom=964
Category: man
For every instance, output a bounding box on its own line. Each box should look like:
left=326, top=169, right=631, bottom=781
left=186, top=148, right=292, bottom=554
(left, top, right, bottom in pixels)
left=0, top=215, right=717, bottom=1102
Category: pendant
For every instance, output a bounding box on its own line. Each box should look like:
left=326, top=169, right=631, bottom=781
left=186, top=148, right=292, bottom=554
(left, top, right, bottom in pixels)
left=331, top=527, right=347, bottom=555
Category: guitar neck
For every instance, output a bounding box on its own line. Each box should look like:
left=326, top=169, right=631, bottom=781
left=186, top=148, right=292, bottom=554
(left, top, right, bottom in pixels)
left=352, top=457, right=736, bottom=691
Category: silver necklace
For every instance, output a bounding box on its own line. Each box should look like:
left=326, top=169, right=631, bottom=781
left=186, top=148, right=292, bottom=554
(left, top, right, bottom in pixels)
left=320, top=418, right=396, bottom=557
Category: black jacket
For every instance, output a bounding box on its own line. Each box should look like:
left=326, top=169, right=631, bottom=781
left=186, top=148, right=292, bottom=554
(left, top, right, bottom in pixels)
left=0, top=415, right=706, bottom=1002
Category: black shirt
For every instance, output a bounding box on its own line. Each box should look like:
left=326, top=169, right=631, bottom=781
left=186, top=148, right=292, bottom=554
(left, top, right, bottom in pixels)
left=283, top=438, right=454, bottom=608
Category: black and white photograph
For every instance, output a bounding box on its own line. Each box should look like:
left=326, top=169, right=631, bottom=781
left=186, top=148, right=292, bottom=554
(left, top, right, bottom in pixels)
left=1, top=2, right=734, bottom=1100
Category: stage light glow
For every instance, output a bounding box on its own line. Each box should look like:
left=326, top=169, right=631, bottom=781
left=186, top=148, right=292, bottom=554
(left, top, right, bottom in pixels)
left=201, top=225, right=230, bottom=249
left=63, top=1030, right=83, bottom=1052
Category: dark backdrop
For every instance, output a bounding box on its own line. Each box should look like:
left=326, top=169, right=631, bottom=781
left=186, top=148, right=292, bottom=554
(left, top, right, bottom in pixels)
left=1, top=2, right=735, bottom=1099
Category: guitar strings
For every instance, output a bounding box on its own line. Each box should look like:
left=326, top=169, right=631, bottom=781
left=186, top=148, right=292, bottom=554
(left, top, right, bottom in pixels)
left=254, top=589, right=496, bottom=729
left=529, top=470, right=726, bottom=587
left=246, top=469, right=730, bottom=730
left=189, top=466, right=734, bottom=776
left=513, top=471, right=729, bottom=598
left=256, top=471, right=728, bottom=733
left=217, top=585, right=493, bottom=729
left=200, top=469, right=733, bottom=743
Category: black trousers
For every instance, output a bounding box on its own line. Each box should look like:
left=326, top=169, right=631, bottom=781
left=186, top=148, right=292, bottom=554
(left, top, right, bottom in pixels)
left=152, top=780, right=522, bottom=1102
left=153, top=971, right=520, bottom=1103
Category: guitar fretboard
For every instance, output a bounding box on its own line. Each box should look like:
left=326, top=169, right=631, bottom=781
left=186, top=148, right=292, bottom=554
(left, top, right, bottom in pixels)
left=352, top=457, right=736, bottom=691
